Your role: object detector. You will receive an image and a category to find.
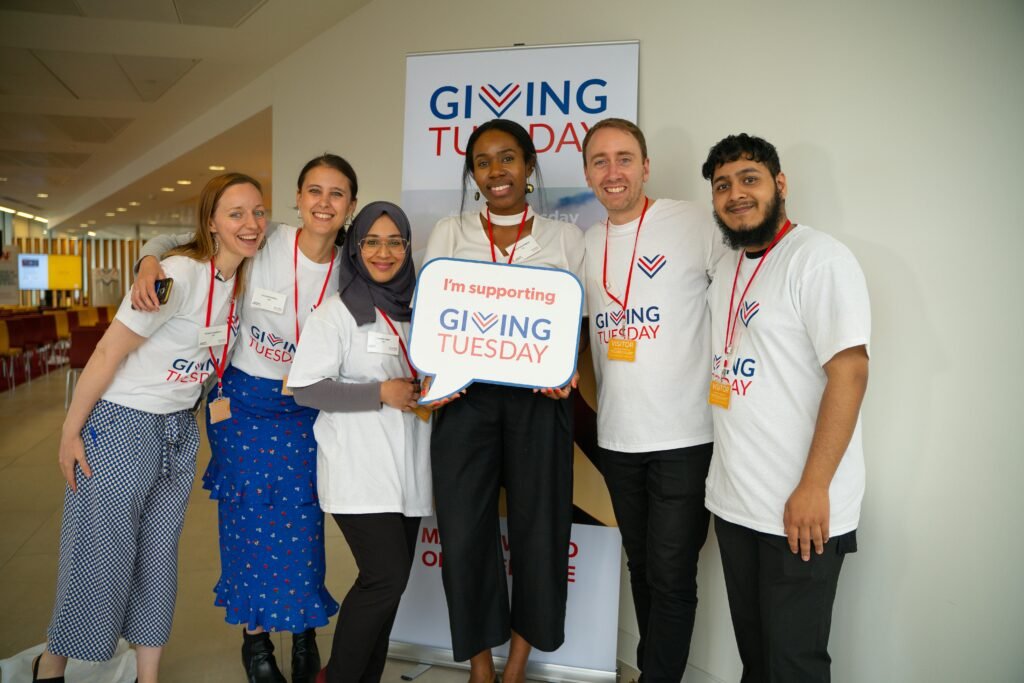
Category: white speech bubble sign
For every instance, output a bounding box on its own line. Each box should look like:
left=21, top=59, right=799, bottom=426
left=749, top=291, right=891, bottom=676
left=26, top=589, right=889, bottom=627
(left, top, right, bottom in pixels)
left=409, top=258, right=583, bottom=403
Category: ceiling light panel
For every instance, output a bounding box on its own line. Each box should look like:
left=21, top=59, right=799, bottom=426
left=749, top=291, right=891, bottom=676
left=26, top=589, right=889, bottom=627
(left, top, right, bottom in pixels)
left=116, top=55, right=200, bottom=103
left=0, top=0, right=84, bottom=17
left=74, top=0, right=179, bottom=23
left=0, top=112, right=130, bottom=145
left=174, top=0, right=268, bottom=28
left=33, top=50, right=142, bottom=101
left=0, top=150, right=91, bottom=168
left=0, top=47, right=76, bottom=99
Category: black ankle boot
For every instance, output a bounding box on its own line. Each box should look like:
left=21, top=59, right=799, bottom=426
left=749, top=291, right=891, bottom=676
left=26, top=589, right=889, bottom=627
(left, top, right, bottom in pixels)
left=291, top=629, right=321, bottom=683
left=242, top=630, right=287, bottom=683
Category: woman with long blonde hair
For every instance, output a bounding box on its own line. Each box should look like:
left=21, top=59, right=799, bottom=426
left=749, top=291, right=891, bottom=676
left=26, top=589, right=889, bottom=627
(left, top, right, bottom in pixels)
left=33, top=173, right=266, bottom=683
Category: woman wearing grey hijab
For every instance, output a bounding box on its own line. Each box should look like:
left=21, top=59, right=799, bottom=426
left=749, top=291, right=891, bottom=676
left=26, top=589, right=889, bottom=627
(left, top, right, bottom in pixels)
left=287, top=201, right=433, bottom=683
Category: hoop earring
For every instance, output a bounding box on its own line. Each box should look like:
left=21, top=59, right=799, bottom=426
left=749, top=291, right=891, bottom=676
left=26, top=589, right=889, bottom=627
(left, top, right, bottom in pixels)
left=526, top=183, right=535, bottom=194
left=473, top=191, right=480, bottom=201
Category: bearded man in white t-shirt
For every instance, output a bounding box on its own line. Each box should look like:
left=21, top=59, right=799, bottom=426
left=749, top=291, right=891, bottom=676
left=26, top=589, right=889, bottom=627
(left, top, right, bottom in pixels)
left=702, top=133, right=870, bottom=682
left=582, top=118, right=723, bottom=683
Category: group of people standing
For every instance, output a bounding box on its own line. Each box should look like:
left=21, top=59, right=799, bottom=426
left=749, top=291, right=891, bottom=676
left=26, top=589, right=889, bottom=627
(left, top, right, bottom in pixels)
left=32, top=116, right=869, bottom=683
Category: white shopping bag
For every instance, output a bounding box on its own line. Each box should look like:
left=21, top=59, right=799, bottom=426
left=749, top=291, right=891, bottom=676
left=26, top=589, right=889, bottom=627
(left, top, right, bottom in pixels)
left=0, top=639, right=137, bottom=682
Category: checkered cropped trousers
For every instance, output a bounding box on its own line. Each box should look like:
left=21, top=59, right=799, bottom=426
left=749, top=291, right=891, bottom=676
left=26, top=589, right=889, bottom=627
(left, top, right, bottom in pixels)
left=46, top=400, right=199, bottom=661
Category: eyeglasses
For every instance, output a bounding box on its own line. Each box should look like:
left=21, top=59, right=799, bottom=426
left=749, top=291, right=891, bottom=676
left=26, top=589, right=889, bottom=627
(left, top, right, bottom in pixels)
left=359, top=237, right=409, bottom=253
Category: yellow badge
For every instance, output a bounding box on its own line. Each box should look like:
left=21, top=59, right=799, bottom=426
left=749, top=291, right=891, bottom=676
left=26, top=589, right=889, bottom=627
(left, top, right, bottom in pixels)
left=607, top=338, right=637, bottom=362
left=208, top=396, right=232, bottom=423
left=412, top=405, right=432, bottom=423
left=708, top=379, right=732, bottom=409
left=281, top=375, right=293, bottom=397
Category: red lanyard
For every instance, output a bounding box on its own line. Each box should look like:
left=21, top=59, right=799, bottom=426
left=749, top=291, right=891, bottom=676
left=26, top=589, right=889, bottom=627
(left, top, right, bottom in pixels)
left=293, top=228, right=335, bottom=344
left=724, top=220, right=792, bottom=354
left=486, top=205, right=529, bottom=264
left=602, top=196, right=650, bottom=316
left=376, top=307, right=417, bottom=379
left=205, top=260, right=238, bottom=392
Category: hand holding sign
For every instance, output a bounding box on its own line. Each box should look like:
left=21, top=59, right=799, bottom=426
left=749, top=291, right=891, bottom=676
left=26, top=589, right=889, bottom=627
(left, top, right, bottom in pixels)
left=410, top=258, right=583, bottom=403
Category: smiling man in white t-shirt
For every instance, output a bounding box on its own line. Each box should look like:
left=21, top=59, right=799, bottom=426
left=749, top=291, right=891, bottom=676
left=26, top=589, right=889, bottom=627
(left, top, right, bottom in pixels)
left=702, top=133, right=870, bottom=683
left=582, top=118, right=723, bottom=683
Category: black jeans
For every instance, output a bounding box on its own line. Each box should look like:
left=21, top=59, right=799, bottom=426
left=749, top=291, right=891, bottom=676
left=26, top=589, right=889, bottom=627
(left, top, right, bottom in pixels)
left=327, top=513, right=421, bottom=683
left=599, top=443, right=713, bottom=683
left=714, top=516, right=857, bottom=683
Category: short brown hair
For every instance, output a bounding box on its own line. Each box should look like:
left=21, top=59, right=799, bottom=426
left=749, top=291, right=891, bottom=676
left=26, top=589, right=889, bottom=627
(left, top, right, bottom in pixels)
left=582, top=118, right=648, bottom=165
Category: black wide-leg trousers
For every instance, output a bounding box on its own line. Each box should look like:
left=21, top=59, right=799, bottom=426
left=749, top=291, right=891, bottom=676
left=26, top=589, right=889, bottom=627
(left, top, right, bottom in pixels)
left=431, top=383, right=574, bottom=662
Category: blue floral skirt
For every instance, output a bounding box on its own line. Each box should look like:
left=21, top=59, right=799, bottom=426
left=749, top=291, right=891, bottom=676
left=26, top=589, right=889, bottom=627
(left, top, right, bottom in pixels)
left=203, top=365, right=339, bottom=632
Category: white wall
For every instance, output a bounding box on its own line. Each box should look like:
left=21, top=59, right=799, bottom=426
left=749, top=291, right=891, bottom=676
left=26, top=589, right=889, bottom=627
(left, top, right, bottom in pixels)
left=262, top=1, right=1023, bottom=681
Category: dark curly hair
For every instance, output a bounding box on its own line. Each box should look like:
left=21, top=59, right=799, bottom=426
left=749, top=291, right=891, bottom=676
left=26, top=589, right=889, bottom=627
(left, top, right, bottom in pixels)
left=701, top=133, right=781, bottom=181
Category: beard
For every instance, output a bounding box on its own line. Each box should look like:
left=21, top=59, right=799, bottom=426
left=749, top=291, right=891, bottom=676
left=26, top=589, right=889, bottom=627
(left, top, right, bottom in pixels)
left=714, top=188, right=784, bottom=250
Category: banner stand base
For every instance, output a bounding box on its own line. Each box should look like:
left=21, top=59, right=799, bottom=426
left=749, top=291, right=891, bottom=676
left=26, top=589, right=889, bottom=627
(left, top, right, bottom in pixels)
left=388, top=642, right=617, bottom=683
left=400, top=662, right=433, bottom=681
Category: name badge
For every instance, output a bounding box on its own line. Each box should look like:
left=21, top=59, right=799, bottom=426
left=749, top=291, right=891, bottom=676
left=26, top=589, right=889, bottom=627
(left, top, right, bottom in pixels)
left=595, top=278, right=617, bottom=308
left=209, top=396, right=232, bottom=423
left=281, top=375, right=293, bottom=397
left=367, top=331, right=400, bottom=355
left=511, top=235, right=542, bottom=263
left=251, top=288, right=286, bottom=314
left=708, top=379, right=731, bottom=409
left=607, top=338, right=637, bottom=362
left=198, top=324, right=228, bottom=348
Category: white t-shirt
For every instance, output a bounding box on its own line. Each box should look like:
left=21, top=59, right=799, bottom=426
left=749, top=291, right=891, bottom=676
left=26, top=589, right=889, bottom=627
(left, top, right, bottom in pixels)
left=231, top=223, right=341, bottom=380
left=584, top=198, right=724, bottom=452
left=425, top=211, right=585, bottom=281
left=104, top=255, right=239, bottom=413
left=705, top=224, right=871, bottom=536
left=286, top=296, right=432, bottom=516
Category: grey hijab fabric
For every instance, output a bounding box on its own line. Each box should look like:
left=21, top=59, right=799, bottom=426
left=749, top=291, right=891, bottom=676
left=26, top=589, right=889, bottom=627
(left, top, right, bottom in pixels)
left=338, top=201, right=416, bottom=325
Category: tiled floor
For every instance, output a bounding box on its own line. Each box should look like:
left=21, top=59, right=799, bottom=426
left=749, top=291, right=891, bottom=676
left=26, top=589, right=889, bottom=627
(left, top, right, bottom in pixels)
left=0, top=371, right=475, bottom=683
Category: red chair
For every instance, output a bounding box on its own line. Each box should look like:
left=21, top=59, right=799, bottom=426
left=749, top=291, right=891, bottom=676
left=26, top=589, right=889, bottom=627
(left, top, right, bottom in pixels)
left=4, top=317, right=34, bottom=383
left=66, top=327, right=106, bottom=410
left=0, top=320, right=22, bottom=390
left=36, top=314, right=60, bottom=368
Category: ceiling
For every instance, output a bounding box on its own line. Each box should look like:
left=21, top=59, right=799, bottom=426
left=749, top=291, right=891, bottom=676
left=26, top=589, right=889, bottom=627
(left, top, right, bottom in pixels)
left=0, top=0, right=371, bottom=237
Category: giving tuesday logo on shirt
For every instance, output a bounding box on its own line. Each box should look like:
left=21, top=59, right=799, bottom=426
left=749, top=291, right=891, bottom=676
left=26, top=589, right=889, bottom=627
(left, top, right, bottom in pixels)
left=636, top=254, right=667, bottom=279
left=739, top=300, right=760, bottom=326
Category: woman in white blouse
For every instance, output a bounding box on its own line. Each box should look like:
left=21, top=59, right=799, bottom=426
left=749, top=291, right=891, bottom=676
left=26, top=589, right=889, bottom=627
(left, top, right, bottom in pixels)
left=423, top=119, right=584, bottom=683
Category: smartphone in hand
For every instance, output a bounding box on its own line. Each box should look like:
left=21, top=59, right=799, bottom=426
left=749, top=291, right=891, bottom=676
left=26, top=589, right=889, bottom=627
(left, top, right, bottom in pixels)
left=155, top=278, right=174, bottom=305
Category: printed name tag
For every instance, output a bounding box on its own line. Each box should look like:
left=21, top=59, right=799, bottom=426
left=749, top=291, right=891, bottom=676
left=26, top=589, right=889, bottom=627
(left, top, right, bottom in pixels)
left=511, top=235, right=542, bottom=263
left=198, top=324, right=228, bottom=348
left=209, top=396, right=232, bottom=423
left=607, top=338, right=637, bottom=362
left=595, top=278, right=617, bottom=307
left=251, top=288, right=287, bottom=314
left=708, top=380, right=731, bottom=409
left=367, top=331, right=400, bottom=355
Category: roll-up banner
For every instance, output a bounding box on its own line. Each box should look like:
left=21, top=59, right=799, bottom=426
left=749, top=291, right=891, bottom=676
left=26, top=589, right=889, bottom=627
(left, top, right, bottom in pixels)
left=393, top=41, right=639, bottom=683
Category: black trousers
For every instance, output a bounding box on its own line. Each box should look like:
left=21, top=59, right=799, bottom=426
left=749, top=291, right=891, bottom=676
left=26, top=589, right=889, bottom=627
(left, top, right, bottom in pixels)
left=599, top=443, right=712, bottom=683
left=431, top=383, right=574, bottom=661
left=326, top=513, right=421, bottom=683
left=714, top=516, right=857, bottom=683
